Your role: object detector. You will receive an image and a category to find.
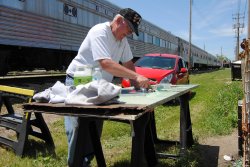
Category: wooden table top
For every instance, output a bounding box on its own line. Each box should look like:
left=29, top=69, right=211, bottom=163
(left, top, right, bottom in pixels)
left=23, top=84, right=199, bottom=121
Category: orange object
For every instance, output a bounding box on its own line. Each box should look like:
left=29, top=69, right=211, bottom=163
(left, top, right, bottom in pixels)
left=121, top=78, right=131, bottom=88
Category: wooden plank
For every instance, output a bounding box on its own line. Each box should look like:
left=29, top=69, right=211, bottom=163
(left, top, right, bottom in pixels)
left=0, top=85, right=34, bottom=97
left=23, top=102, right=149, bottom=121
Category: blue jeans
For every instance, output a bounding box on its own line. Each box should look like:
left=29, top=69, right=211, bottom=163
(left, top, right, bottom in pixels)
left=64, top=75, right=103, bottom=166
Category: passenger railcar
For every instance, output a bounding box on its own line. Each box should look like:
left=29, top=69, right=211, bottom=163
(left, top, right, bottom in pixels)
left=0, top=0, right=220, bottom=75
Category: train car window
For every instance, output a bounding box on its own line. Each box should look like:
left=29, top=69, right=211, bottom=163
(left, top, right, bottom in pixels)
left=147, top=34, right=153, bottom=44
left=161, top=40, right=166, bottom=48
left=138, top=32, right=144, bottom=42
left=166, top=41, right=170, bottom=49
left=169, top=42, right=172, bottom=50
left=171, top=43, right=178, bottom=51
left=106, top=10, right=114, bottom=17
left=99, top=7, right=105, bottom=14
left=154, top=37, right=160, bottom=46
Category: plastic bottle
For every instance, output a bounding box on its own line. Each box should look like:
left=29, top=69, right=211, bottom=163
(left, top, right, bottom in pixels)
left=73, top=65, right=92, bottom=86
left=92, top=68, right=102, bottom=81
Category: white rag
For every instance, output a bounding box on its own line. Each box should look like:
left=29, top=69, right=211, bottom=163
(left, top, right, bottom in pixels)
left=33, top=81, right=74, bottom=103
left=65, top=79, right=121, bottom=105
left=33, top=79, right=121, bottom=105
left=49, top=81, right=73, bottom=103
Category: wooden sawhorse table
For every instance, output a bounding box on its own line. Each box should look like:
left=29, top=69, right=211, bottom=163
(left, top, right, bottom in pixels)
left=23, top=102, right=157, bottom=167
left=23, top=84, right=198, bottom=166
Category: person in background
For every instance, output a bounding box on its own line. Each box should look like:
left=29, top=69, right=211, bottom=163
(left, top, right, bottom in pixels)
left=64, top=8, right=150, bottom=166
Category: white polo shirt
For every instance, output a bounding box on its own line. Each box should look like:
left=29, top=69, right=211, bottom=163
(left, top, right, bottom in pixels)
left=66, top=22, right=133, bottom=82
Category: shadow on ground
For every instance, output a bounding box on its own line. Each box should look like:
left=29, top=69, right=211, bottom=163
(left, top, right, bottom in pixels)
left=23, top=139, right=56, bottom=158
left=197, top=144, right=220, bottom=167
left=110, top=142, right=220, bottom=167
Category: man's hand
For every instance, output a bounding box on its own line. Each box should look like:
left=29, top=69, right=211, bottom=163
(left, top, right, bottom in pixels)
left=135, top=75, right=150, bottom=88
left=99, top=59, right=150, bottom=88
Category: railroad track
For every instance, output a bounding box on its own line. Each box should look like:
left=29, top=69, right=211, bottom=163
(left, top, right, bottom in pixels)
left=0, top=71, right=66, bottom=92
left=1, top=70, right=65, bottom=77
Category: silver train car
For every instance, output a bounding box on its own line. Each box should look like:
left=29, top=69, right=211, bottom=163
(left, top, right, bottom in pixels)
left=0, top=0, right=220, bottom=75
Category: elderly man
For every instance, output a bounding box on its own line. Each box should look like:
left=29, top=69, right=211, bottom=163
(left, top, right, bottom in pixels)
left=65, top=8, right=149, bottom=166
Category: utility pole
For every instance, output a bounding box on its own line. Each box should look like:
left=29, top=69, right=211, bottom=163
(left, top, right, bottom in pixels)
left=188, top=0, right=192, bottom=70
left=233, top=12, right=244, bottom=60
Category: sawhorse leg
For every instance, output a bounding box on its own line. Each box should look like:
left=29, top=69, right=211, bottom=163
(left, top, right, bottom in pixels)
left=150, top=92, right=194, bottom=159
left=15, top=112, right=31, bottom=156
left=179, top=92, right=194, bottom=155
left=89, top=120, right=106, bottom=167
left=31, top=113, right=55, bottom=148
left=72, top=118, right=106, bottom=167
left=144, top=113, right=158, bottom=166
left=150, top=111, right=178, bottom=144
left=15, top=112, right=55, bottom=156
left=72, top=113, right=157, bottom=167
left=131, top=112, right=157, bottom=167
left=150, top=111, right=180, bottom=159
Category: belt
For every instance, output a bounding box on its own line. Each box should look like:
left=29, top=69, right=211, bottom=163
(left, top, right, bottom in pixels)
left=66, top=74, right=74, bottom=79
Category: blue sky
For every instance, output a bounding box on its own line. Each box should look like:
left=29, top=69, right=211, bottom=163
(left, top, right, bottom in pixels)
left=107, top=0, right=248, bottom=61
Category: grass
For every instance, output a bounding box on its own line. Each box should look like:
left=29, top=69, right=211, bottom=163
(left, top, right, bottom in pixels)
left=0, top=68, right=243, bottom=166
left=190, top=69, right=243, bottom=137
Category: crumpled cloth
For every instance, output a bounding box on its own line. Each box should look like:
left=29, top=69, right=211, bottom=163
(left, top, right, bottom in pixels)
left=33, top=81, right=74, bottom=103
left=33, top=79, right=121, bottom=105
left=65, top=79, right=121, bottom=105
left=33, top=87, right=51, bottom=103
